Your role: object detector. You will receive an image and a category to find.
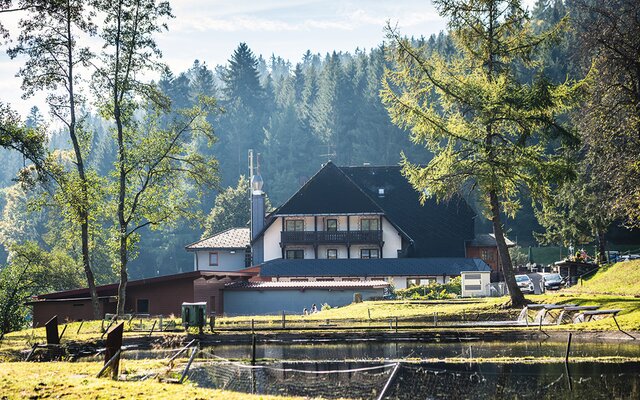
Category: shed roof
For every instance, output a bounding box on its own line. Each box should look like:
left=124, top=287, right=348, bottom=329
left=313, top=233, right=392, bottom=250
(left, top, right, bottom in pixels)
left=37, top=270, right=253, bottom=300
left=225, top=280, right=390, bottom=290
left=258, top=258, right=490, bottom=278
left=185, top=227, right=250, bottom=250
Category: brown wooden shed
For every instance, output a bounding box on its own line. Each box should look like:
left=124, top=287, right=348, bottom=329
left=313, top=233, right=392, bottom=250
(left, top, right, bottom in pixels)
left=28, top=270, right=253, bottom=327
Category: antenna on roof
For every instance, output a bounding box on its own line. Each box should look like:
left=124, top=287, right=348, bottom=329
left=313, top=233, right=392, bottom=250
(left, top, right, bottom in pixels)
left=319, top=142, right=336, bottom=162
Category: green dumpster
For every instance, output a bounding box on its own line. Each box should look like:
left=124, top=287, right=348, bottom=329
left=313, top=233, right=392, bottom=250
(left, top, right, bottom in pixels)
left=181, top=302, right=206, bottom=328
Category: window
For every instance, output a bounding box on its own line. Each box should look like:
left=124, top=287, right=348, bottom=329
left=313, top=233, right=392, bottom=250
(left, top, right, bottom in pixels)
left=326, top=219, right=337, bottom=231
left=407, top=278, right=420, bottom=287
left=317, top=278, right=335, bottom=282
left=209, top=252, right=218, bottom=266
left=136, top=299, right=149, bottom=314
left=342, top=278, right=361, bottom=282
left=286, top=249, right=305, bottom=259
left=361, top=218, right=379, bottom=231
left=360, top=249, right=379, bottom=259
left=406, top=278, right=435, bottom=287
left=285, top=219, right=304, bottom=231
left=327, top=249, right=338, bottom=259
left=291, top=278, right=309, bottom=282
left=481, top=249, right=494, bottom=261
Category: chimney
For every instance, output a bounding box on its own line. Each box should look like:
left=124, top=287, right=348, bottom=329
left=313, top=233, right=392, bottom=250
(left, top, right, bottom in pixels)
left=249, top=150, right=265, bottom=264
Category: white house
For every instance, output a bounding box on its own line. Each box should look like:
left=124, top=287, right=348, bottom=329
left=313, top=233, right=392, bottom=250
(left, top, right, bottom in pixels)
left=185, top=227, right=250, bottom=271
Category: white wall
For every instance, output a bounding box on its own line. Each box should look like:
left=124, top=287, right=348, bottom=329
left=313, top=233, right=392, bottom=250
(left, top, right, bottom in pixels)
left=262, top=215, right=402, bottom=262
left=195, top=250, right=246, bottom=271
left=263, top=218, right=283, bottom=262
left=382, top=217, right=402, bottom=258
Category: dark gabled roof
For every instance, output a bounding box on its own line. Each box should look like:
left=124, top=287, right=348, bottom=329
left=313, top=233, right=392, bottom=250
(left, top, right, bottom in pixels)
left=467, top=233, right=515, bottom=247
left=185, top=228, right=250, bottom=250
left=259, top=258, right=490, bottom=278
left=340, top=165, right=475, bottom=257
left=253, top=163, right=476, bottom=257
left=275, top=161, right=383, bottom=215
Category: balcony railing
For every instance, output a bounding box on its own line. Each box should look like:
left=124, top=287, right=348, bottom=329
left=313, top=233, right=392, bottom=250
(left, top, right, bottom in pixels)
left=281, top=230, right=382, bottom=245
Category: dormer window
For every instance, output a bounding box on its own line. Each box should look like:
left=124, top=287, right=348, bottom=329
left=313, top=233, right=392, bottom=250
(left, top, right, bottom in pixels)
left=326, top=219, right=337, bottom=231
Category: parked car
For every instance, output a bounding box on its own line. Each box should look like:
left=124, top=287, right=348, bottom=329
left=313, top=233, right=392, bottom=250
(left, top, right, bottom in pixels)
left=515, top=274, right=535, bottom=294
left=542, top=273, right=565, bottom=291
left=619, top=254, right=640, bottom=262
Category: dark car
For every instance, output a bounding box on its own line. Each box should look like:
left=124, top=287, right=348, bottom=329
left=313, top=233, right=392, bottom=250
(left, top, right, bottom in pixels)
left=542, top=273, right=565, bottom=290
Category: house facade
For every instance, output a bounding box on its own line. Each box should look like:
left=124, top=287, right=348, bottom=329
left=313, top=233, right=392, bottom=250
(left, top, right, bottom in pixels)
left=185, top=228, right=251, bottom=271
left=253, top=162, right=476, bottom=263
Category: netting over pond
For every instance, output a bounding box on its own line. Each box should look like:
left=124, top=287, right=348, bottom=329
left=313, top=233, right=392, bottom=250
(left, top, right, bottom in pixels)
left=185, top=356, right=640, bottom=400
left=188, top=354, right=396, bottom=399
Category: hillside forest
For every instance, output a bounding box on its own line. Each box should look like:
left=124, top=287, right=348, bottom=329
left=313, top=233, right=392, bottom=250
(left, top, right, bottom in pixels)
left=0, top=0, right=639, bottom=316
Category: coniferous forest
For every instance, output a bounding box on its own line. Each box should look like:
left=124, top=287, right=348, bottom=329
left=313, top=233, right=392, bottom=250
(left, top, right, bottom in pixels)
left=1, top=0, right=639, bottom=320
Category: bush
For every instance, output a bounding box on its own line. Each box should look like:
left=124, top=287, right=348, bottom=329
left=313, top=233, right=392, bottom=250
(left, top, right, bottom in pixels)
left=394, top=277, right=461, bottom=300
left=321, top=303, right=332, bottom=311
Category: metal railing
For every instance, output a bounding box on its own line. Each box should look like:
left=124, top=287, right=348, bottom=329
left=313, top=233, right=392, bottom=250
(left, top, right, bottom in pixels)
left=281, top=230, right=382, bottom=244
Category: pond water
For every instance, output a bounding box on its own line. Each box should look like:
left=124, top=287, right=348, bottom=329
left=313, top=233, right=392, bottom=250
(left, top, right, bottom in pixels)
left=122, top=339, right=640, bottom=362
left=116, top=339, right=640, bottom=399
left=187, top=360, right=640, bottom=399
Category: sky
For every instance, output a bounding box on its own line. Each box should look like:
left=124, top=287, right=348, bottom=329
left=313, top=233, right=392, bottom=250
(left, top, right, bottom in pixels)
left=0, top=0, right=535, bottom=119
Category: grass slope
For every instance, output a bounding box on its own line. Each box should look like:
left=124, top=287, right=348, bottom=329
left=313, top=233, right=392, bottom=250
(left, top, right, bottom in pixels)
left=566, top=260, right=640, bottom=296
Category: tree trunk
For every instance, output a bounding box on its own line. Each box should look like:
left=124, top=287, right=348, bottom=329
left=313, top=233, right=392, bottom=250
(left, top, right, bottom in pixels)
left=65, top=2, right=100, bottom=319
left=116, top=231, right=127, bottom=315
left=489, top=189, right=527, bottom=307
left=596, top=227, right=607, bottom=264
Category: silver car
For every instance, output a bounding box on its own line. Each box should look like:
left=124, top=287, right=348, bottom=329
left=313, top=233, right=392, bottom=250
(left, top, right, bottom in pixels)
left=515, top=274, right=535, bottom=294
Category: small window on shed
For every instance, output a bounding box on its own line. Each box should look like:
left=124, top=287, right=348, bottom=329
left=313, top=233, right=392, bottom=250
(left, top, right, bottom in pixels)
left=136, top=299, right=149, bottom=314
left=209, top=252, right=219, bottom=266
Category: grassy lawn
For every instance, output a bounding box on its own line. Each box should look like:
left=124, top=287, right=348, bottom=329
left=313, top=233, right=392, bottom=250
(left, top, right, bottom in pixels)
left=564, top=260, right=640, bottom=296
left=0, top=360, right=304, bottom=400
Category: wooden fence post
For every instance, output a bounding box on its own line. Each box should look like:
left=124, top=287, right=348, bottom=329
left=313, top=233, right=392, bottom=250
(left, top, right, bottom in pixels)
left=45, top=316, right=59, bottom=345
left=103, top=322, right=124, bottom=380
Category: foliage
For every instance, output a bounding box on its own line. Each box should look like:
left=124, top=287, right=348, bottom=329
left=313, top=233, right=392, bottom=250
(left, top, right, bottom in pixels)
left=382, top=0, right=583, bottom=307
left=203, top=175, right=270, bottom=237
left=395, top=277, right=461, bottom=300
left=0, top=242, right=83, bottom=338
left=571, top=0, right=640, bottom=228
left=508, top=245, right=529, bottom=268
left=0, top=102, right=49, bottom=185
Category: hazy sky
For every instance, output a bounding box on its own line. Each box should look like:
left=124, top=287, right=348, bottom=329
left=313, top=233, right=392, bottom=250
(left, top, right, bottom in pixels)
left=0, top=0, right=535, bottom=118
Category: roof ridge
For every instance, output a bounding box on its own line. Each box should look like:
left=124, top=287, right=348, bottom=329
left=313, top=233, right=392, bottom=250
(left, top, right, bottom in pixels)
left=185, top=226, right=249, bottom=250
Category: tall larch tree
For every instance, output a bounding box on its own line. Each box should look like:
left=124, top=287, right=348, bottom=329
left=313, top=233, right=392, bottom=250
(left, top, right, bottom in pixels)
left=382, top=0, right=582, bottom=307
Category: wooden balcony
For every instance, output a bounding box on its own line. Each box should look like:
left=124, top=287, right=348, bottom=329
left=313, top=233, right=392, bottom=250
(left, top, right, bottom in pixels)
left=281, top=230, right=382, bottom=245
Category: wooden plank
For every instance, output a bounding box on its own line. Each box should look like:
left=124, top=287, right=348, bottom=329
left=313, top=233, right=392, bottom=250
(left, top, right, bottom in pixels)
left=45, top=315, right=59, bottom=345
left=104, top=323, right=124, bottom=379
left=582, top=309, right=621, bottom=315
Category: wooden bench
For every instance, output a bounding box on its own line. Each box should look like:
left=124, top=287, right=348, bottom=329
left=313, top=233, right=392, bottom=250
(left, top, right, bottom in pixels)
left=580, top=309, right=622, bottom=322
left=557, top=305, right=600, bottom=325
left=575, top=309, right=632, bottom=337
